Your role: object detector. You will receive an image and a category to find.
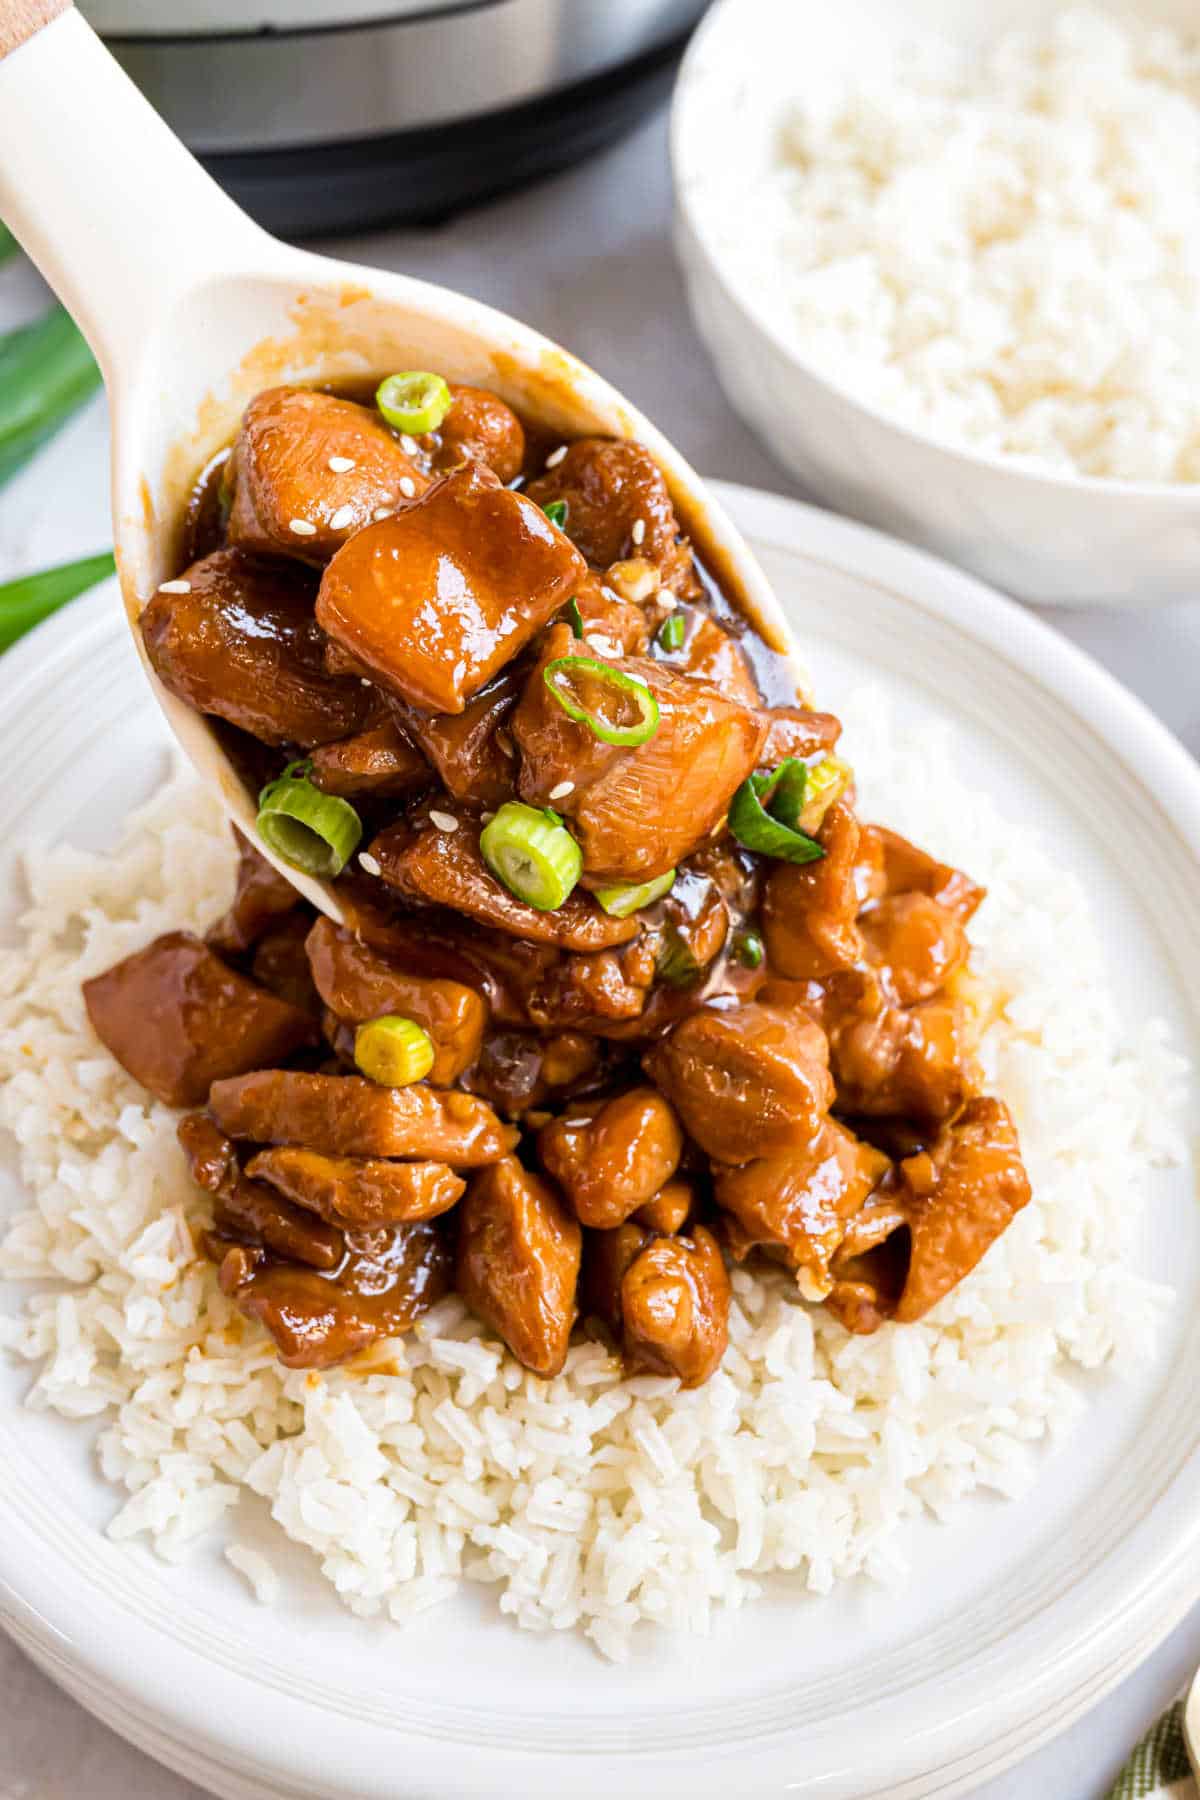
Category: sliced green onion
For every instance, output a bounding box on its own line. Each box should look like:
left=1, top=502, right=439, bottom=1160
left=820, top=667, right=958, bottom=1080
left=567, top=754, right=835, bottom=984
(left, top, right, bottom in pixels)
left=354, top=1015, right=435, bottom=1087
left=256, top=769, right=362, bottom=877
left=543, top=655, right=660, bottom=748
left=0, top=224, right=17, bottom=267
left=543, top=499, right=568, bottom=529
left=480, top=801, right=582, bottom=911
left=564, top=596, right=584, bottom=639
left=0, top=305, right=101, bottom=490
left=657, top=613, right=685, bottom=653
left=761, top=757, right=809, bottom=831
left=800, top=754, right=853, bottom=833
left=735, top=930, right=764, bottom=969
left=594, top=869, right=676, bottom=918
left=376, top=370, right=452, bottom=435
left=656, top=925, right=702, bottom=989
left=0, top=550, right=114, bottom=653
left=729, top=762, right=825, bottom=865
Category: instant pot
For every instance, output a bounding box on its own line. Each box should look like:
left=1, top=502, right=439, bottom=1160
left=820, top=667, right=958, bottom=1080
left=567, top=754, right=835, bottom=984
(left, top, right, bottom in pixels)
left=80, top=0, right=710, bottom=236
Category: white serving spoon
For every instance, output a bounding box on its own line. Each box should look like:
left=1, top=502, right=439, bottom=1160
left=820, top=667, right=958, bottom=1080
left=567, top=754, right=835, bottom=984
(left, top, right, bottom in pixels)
left=0, top=0, right=805, bottom=920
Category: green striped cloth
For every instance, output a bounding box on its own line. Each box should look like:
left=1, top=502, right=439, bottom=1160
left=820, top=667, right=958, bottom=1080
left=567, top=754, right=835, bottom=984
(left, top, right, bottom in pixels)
left=1109, top=1700, right=1195, bottom=1798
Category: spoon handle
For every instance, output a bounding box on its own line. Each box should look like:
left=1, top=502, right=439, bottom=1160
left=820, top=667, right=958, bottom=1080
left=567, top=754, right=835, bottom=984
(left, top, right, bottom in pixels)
left=0, top=5, right=266, bottom=384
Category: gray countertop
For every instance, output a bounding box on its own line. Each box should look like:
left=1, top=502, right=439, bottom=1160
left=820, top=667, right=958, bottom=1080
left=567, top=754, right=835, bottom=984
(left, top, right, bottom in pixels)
left=2, top=100, right=1198, bottom=1800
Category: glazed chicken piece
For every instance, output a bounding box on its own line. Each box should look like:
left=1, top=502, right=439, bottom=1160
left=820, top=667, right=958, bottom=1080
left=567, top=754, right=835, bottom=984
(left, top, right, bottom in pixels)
left=523, top=944, right=653, bottom=1030
left=524, top=437, right=700, bottom=599
left=179, top=1113, right=344, bottom=1270
left=858, top=893, right=969, bottom=1007
left=827, top=1097, right=1030, bottom=1332
left=315, top=464, right=587, bottom=712
left=217, top=1220, right=452, bottom=1369
left=425, top=384, right=526, bottom=483
left=141, top=548, right=378, bottom=749
left=538, top=1086, right=684, bottom=1228
left=762, top=800, right=864, bottom=981
left=869, top=826, right=987, bottom=925
left=583, top=1222, right=730, bottom=1387
left=207, top=828, right=300, bottom=956
left=644, top=1001, right=835, bottom=1164
left=393, top=665, right=522, bottom=809
left=669, top=614, right=761, bottom=707
left=208, top=1070, right=517, bottom=1164
left=512, top=624, right=766, bottom=883
left=634, top=1177, right=695, bottom=1234
left=572, top=571, right=652, bottom=657
left=368, top=812, right=640, bottom=952
left=713, top=1120, right=891, bottom=1300
left=246, top=1145, right=464, bottom=1225
left=456, top=1156, right=582, bottom=1377
left=227, top=386, right=431, bottom=562
left=305, top=917, right=487, bottom=1084
left=308, top=720, right=430, bottom=799
left=828, top=991, right=976, bottom=1129
left=759, top=707, right=843, bottom=765
left=83, top=931, right=318, bottom=1108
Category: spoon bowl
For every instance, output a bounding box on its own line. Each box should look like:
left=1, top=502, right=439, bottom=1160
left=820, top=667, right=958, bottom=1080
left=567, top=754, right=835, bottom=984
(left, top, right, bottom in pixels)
left=0, top=1, right=805, bottom=920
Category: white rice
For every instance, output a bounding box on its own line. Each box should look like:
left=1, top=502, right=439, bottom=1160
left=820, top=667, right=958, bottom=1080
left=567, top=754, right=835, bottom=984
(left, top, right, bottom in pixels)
left=0, top=695, right=1188, bottom=1659
left=736, top=8, right=1200, bottom=480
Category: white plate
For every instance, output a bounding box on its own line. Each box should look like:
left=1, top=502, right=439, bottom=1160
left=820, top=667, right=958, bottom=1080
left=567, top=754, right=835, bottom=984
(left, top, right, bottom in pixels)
left=2, top=482, right=1199, bottom=1800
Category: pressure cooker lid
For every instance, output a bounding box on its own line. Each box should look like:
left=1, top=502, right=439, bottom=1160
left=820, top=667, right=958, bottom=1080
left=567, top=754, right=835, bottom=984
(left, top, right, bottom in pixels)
left=81, top=0, right=475, bottom=33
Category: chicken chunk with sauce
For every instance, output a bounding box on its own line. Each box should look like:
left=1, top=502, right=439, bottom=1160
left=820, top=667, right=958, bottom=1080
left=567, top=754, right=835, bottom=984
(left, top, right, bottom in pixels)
left=227, top=386, right=431, bottom=562
left=141, top=549, right=377, bottom=749
left=456, top=1156, right=582, bottom=1377
left=316, top=464, right=586, bottom=713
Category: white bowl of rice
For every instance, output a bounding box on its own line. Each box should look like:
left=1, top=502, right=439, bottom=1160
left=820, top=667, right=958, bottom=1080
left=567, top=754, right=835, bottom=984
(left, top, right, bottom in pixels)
left=672, top=0, right=1200, bottom=606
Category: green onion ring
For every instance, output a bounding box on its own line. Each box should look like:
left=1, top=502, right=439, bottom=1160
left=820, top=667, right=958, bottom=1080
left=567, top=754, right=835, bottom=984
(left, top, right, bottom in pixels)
left=480, top=802, right=582, bottom=911
left=375, top=370, right=452, bottom=435
left=543, top=499, right=568, bottom=529
left=593, top=869, right=676, bottom=918
left=354, top=1015, right=435, bottom=1087
left=564, top=596, right=584, bottom=638
left=543, top=655, right=660, bottom=748
left=256, top=766, right=362, bottom=878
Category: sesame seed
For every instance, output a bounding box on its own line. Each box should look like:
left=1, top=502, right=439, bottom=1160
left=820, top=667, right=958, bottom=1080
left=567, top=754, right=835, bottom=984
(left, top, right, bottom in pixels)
left=659, top=590, right=678, bottom=611
left=400, top=434, right=419, bottom=457
left=328, top=505, right=355, bottom=531
left=585, top=633, right=612, bottom=653
left=564, top=1117, right=592, bottom=1130
left=328, top=455, right=355, bottom=473
left=548, top=780, right=574, bottom=800
left=631, top=517, right=646, bottom=546
left=429, top=810, right=458, bottom=832
left=480, top=811, right=496, bottom=825
left=360, top=678, right=373, bottom=686
left=288, top=518, right=317, bottom=537
left=373, top=507, right=392, bottom=521
left=358, top=852, right=382, bottom=876
left=157, top=578, right=191, bottom=594
left=398, top=476, right=417, bottom=499
left=545, top=444, right=568, bottom=469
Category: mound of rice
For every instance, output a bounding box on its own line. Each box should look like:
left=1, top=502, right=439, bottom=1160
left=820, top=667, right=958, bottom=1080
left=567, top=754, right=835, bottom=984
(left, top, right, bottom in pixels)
left=740, top=8, right=1200, bottom=481
left=0, top=694, right=1187, bottom=1659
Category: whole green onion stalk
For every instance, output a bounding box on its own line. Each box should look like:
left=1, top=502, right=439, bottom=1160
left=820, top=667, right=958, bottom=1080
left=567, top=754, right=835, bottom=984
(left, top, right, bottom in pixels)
left=0, top=550, right=115, bottom=653
left=0, top=305, right=101, bottom=490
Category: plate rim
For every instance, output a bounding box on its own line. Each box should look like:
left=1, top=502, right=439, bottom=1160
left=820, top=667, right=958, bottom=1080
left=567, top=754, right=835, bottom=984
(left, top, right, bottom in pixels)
left=0, top=480, right=1198, bottom=1800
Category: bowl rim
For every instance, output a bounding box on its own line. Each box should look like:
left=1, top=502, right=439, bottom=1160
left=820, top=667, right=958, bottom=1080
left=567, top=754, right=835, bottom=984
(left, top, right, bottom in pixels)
left=669, top=0, right=1200, bottom=506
